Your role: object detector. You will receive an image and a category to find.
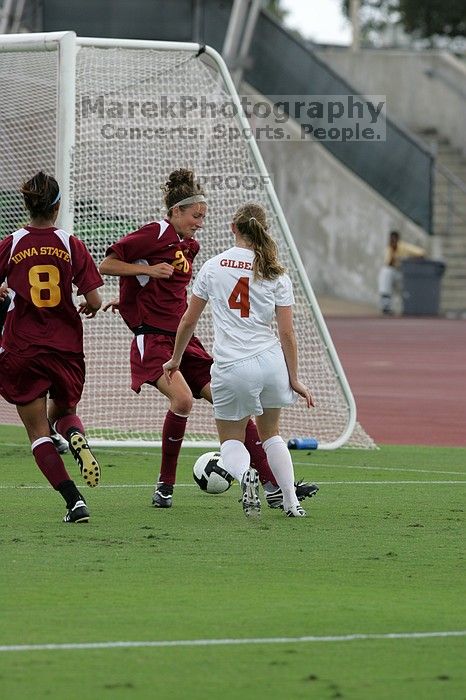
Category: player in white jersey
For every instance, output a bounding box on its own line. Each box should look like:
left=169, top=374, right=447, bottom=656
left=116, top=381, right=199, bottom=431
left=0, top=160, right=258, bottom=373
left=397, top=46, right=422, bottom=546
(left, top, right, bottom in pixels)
left=163, top=203, right=314, bottom=518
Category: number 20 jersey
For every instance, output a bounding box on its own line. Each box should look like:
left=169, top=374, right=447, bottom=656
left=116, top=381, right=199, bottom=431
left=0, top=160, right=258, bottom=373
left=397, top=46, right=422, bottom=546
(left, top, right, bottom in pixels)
left=0, top=226, right=103, bottom=355
left=192, top=245, right=294, bottom=365
left=106, top=219, right=200, bottom=333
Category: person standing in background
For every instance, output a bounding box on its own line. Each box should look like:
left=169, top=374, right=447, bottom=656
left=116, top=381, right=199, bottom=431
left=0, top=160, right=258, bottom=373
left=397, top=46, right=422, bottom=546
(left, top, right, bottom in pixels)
left=378, top=230, right=425, bottom=315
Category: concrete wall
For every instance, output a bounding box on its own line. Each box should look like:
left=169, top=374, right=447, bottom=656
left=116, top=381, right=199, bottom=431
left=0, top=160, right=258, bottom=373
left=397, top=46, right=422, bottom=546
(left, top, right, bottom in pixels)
left=256, top=121, right=429, bottom=305
left=316, top=49, right=466, bottom=156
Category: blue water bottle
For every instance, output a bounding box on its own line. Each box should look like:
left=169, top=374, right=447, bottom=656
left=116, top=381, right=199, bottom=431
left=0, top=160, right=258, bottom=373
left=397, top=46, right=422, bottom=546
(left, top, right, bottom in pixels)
left=287, top=437, right=318, bottom=450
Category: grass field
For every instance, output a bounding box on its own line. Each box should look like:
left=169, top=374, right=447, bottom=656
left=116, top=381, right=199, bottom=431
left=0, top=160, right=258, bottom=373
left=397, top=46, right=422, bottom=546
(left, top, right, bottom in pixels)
left=1, top=424, right=465, bottom=699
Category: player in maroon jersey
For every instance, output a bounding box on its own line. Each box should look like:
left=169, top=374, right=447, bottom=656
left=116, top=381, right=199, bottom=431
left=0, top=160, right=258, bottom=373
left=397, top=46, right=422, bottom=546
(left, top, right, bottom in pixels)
left=100, top=169, right=317, bottom=510
left=0, top=284, right=69, bottom=454
left=0, top=172, right=103, bottom=523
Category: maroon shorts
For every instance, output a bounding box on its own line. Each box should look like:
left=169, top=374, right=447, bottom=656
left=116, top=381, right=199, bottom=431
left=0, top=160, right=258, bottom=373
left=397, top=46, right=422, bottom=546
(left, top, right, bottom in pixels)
left=0, top=348, right=85, bottom=407
left=130, top=333, right=213, bottom=398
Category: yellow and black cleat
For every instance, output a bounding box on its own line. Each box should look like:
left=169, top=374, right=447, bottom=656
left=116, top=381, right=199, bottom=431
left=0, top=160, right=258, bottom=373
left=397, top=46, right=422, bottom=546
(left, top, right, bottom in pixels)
left=69, top=432, right=101, bottom=488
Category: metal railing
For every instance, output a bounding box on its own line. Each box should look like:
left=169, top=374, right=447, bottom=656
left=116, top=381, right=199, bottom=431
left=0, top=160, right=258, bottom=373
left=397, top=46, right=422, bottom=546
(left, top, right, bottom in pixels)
left=32, top=0, right=435, bottom=233
left=424, top=66, right=466, bottom=101
left=434, top=162, right=466, bottom=236
left=0, top=0, right=26, bottom=34
left=240, top=9, right=434, bottom=232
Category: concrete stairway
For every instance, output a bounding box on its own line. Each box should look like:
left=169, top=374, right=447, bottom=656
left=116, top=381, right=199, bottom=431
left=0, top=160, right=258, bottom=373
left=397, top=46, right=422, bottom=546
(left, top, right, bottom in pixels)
left=420, top=131, right=466, bottom=316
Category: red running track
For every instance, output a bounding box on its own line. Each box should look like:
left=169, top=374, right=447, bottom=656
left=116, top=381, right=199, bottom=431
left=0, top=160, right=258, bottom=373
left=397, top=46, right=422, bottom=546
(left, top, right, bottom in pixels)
left=326, top=317, right=466, bottom=447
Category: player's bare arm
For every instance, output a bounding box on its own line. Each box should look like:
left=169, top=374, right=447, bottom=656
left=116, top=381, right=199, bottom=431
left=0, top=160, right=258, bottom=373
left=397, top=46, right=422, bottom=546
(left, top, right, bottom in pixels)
left=276, top=305, right=314, bottom=409
left=102, top=297, right=120, bottom=313
left=78, top=288, right=102, bottom=318
left=163, top=294, right=207, bottom=381
left=99, top=252, right=173, bottom=279
left=0, top=282, right=9, bottom=301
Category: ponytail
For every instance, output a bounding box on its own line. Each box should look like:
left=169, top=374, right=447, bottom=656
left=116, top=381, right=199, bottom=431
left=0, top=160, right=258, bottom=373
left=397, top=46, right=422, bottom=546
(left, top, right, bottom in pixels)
left=232, top=203, right=285, bottom=281
left=20, top=171, right=60, bottom=218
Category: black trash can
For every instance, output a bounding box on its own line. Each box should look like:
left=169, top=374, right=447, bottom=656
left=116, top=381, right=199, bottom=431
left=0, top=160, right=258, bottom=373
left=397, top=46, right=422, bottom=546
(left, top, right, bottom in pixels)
left=401, top=259, right=446, bottom=316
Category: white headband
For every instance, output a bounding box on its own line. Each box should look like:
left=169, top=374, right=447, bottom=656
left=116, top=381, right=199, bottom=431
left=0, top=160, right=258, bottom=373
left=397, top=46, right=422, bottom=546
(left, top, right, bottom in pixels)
left=171, top=194, right=206, bottom=210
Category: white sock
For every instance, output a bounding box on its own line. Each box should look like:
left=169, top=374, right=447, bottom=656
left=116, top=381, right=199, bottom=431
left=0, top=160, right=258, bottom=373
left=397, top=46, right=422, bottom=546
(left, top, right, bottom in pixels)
left=220, top=439, right=250, bottom=483
left=262, top=435, right=299, bottom=511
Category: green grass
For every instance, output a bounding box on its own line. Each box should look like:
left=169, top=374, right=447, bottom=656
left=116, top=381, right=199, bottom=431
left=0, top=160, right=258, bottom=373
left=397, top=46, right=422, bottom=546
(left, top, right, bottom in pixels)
left=1, top=425, right=465, bottom=699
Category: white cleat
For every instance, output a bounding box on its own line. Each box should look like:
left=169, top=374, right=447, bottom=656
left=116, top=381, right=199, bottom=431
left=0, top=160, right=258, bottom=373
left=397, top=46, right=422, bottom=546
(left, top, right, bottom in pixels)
left=241, top=468, right=261, bottom=517
left=285, top=504, right=307, bottom=518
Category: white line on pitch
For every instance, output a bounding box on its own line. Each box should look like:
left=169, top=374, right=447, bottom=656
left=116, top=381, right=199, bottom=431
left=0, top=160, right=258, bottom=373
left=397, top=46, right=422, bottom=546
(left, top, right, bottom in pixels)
left=4, top=443, right=465, bottom=476
left=1, top=630, right=465, bottom=653
left=1, top=480, right=465, bottom=490
left=293, top=462, right=466, bottom=476
left=315, top=480, right=466, bottom=485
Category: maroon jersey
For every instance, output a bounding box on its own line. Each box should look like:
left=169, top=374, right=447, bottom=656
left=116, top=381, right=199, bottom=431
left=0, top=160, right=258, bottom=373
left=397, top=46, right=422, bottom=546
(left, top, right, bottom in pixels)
left=107, top=219, right=199, bottom=333
left=0, top=226, right=103, bottom=355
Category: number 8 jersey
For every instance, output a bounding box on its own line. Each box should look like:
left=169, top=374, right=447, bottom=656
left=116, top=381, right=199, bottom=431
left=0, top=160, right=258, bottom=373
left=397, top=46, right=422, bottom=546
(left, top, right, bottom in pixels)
left=192, top=245, right=294, bottom=365
left=0, top=226, right=102, bottom=355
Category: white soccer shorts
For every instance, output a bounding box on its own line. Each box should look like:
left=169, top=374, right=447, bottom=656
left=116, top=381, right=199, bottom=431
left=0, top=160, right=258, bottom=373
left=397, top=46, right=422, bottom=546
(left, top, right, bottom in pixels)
left=210, top=344, right=298, bottom=421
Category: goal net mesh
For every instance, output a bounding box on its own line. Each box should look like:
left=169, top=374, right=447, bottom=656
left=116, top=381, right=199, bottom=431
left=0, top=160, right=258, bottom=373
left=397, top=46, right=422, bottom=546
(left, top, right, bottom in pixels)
left=0, top=46, right=58, bottom=427
left=0, top=42, right=375, bottom=449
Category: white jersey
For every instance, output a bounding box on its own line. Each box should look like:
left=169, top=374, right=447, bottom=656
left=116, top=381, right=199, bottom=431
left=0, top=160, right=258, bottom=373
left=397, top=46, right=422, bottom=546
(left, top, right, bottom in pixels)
left=192, top=246, right=294, bottom=365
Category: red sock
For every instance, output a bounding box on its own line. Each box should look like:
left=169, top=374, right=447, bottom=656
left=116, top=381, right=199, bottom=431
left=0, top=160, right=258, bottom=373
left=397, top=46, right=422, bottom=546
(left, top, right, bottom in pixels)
left=55, top=414, right=85, bottom=439
left=159, top=410, right=188, bottom=485
left=244, top=420, right=277, bottom=486
left=32, top=437, right=71, bottom=488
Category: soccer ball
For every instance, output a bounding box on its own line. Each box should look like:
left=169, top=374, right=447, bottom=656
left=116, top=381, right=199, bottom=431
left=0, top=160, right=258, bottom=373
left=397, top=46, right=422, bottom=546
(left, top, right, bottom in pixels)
left=193, top=452, right=234, bottom=494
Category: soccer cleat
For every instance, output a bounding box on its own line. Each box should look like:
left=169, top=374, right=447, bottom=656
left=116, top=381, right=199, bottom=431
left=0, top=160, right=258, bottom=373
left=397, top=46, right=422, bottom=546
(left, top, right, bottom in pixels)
left=63, top=499, right=89, bottom=523
left=295, top=480, right=319, bottom=502
left=285, top=504, right=307, bottom=518
left=152, top=482, right=174, bottom=508
left=241, top=467, right=261, bottom=517
left=50, top=428, right=69, bottom=454
left=69, top=431, right=101, bottom=488
left=266, top=480, right=319, bottom=509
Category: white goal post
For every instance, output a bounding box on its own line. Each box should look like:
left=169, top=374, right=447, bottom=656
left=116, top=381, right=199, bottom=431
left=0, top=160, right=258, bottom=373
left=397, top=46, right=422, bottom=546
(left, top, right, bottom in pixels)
left=0, top=31, right=375, bottom=449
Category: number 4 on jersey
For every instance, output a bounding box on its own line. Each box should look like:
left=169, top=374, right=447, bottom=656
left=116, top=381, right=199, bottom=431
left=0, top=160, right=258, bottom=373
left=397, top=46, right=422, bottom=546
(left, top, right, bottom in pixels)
left=228, top=276, right=250, bottom=318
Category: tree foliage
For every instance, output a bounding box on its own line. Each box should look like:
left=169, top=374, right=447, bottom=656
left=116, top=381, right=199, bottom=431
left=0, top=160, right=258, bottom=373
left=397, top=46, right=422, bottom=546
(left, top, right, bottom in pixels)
left=342, top=0, right=466, bottom=39
left=400, top=0, right=466, bottom=38
left=265, top=0, right=289, bottom=23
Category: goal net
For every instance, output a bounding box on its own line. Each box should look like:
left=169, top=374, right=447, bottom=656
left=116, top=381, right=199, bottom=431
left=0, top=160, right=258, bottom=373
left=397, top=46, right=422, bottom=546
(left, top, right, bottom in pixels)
left=0, top=33, right=375, bottom=449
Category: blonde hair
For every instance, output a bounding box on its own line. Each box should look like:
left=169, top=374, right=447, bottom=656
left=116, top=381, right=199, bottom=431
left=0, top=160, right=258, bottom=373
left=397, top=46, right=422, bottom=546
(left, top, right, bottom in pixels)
left=232, top=203, right=285, bottom=281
